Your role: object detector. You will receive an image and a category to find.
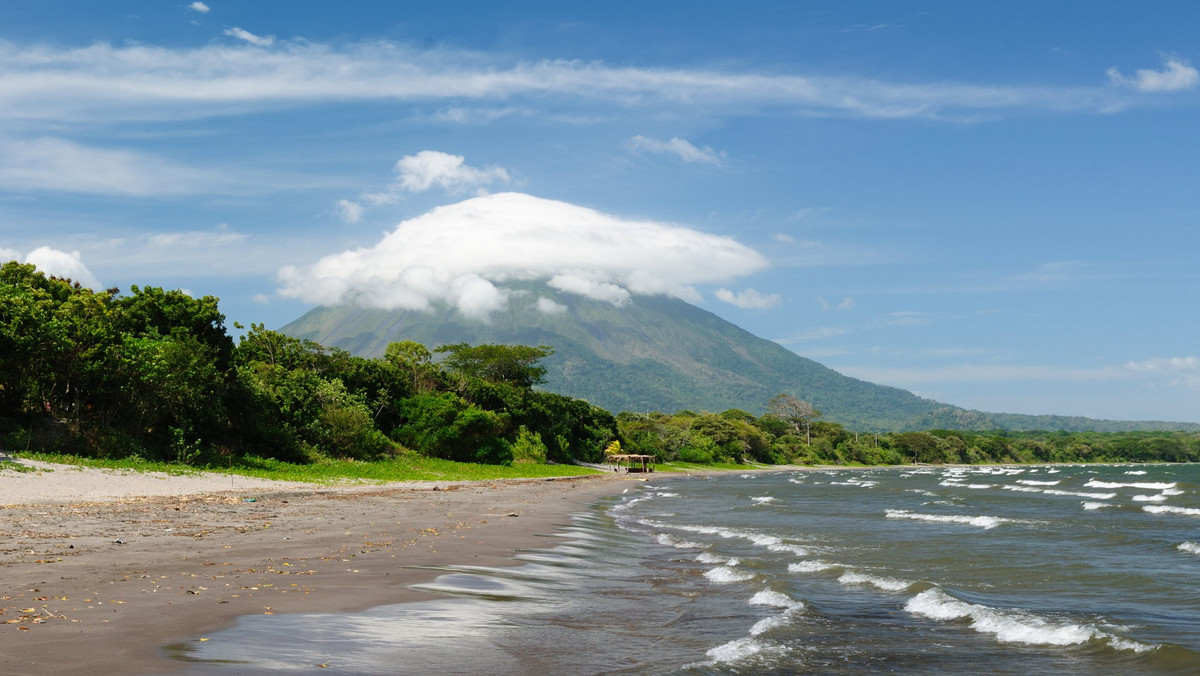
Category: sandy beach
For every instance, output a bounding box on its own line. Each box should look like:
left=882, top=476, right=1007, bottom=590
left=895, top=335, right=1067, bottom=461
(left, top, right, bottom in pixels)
left=0, top=459, right=629, bottom=675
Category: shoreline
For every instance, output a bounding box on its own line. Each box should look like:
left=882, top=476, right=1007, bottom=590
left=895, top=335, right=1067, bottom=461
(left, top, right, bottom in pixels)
left=0, top=461, right=633, bottom=675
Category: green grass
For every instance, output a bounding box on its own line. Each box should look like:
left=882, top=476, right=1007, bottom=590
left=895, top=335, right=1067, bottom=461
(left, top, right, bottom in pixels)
left=16, top=451, right=602, bottom=484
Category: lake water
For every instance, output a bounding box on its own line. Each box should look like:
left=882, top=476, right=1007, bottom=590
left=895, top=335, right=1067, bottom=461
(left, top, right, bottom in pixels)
left=169, top=464, right=1200, bottom=675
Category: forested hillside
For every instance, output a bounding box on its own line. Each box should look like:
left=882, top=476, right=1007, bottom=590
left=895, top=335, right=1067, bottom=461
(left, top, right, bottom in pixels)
left=281, top=284, right=1200, bottom=433
left=281, top=285, right=945, bottom=430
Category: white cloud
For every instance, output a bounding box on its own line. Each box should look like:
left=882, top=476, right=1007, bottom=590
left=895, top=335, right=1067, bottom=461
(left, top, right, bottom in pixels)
left=278, top=191, right=768, bottom=319
left=0, top=40, right=1137, bottom=125
left=223, top=27, right=274, bottom=47
left=1125, top=356, right=1200, bottom=373
left=0, top=246, right=19, bottom=262
left=336, top=199, right=364, bottom=224
left=22, top=246, right=102, bottom=289
left=0, top=136, right=280, bottom=196
left=837, top=297, right=856, bottom=311
left=536, top=297, right=567, bottom=314
left=394, top=151, right=510, bottom=193
left=1107, top=56, right=1200, bottom=92
left=357, top=151, right=512, bottom=211
left=715, top=288, right=781, bottom=309
left=188, top=2, right=211, bottom=13
left=629, top=135, right=724, bottom=165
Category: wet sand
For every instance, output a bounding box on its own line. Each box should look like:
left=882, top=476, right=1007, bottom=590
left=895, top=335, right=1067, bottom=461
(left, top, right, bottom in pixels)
left=0, top=460, right=630, bottom=675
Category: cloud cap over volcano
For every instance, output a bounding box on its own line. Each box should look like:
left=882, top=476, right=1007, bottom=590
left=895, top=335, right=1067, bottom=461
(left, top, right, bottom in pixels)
left=278, top=192, right=767, bottom=319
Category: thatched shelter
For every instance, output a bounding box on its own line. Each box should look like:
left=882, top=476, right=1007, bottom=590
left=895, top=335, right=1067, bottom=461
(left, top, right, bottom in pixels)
left=606, top=453, right=655, bottom=473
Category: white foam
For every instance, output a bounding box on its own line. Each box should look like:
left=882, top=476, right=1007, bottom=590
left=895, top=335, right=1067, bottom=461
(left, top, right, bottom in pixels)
left=705, top=637, right=770, bottom=664
left=1086, top=480, right=1176, bottom=490
left=652, top=521, right=783, bottom=548
left=1178, top=541, right=1200, bottom=554
left=1163, top=488, right=1184, bottom=496
left=767, top=543, right=810, bottom=557
left=704, top=567, right=755, bottom=583
left=1082, top=502, right=1110, bottom=510
left=1044, top=489, right=1117, bottom=499
left=905, top=588, right=1097, bottom=646
left=751, top=496, right=776, bottom=504
left=1144, top=505, right=1200, bottom=517
left=1125, top=470, right=1148, bottom=475
left=696, top=552, right=729, bottom=564
left=657, top=533, right=704, bottom=549
left=749, top=590, right=796, bottom=608
left=655, top=491, right=680, bottom=498
left=788, top=560, right=839, bottom=573
left=885, top=509, right=1012, bottom=530
left=1017, top=479, right=1060, bottom=486
left=838, top=571, right=912, bottom=592
left=1132, top=494, right=1167, bottom=503
left=1003, top=485, right=1044, bottom=494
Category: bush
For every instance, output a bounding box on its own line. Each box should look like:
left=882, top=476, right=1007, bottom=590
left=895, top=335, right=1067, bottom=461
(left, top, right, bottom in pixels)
left=510, top=425, right=548, bottom=464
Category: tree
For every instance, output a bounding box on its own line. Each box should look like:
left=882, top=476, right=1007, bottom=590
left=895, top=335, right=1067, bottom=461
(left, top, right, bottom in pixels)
left=384, top=340, right=439, bottom=394
left=434, top=343, right=553, bottom=389
left=767, top=393, right=821, bottom=444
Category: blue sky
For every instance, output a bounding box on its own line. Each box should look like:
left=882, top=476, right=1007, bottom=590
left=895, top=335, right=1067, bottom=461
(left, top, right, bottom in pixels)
left=3, top=1, right=1199, bottom=423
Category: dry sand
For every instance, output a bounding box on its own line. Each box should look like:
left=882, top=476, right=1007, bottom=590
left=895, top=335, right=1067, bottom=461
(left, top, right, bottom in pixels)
left=0, top=458, right=631, bottom=675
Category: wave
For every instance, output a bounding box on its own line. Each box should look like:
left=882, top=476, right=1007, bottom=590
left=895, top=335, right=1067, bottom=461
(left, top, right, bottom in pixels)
left=1131, top=494, right=1167, bottom=503
left=838, top=571, right=913, bottom=592
left=885, top=509, right=1016, bottom=530
left=1125, top=470, right=1148, bottom=475
left=1002, top=485, right=1116, bottom=499
left=1086, top=480, right=1177, bottom=490
left=1045, top=489, right=1117, bottom=499
left=1017, top=479, right=1060, bottom=486
left=704, top=566, right=755, bottom=583
left=1179, top=542, right=1200, bottom=554
left=767, top=543, right=810, bottom=557
left=704, top=636, right=784, bottom=665
left=788, top=560, right=840, bottom=573
left=1081, top=502, right=1110, bottom=510
left=749, top=589, right=799, bottom=608
left=905, top=588, right=1153, bottom=652
left=640, top=519, right=785, bottom=548
left=751, top=496, right=776, bottom=504
left=1144, top=505, right=1200, bottom=517
left=748, top=591, right=805, bottom=636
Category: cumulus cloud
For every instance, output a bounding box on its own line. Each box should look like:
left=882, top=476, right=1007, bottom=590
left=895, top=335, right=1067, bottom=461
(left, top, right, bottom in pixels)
left=394, top=151, right=510, bottom=193
left=356, top=151, right=512, bottom=211
left=1107, top=56, right=1199, bottom=92
left=223, top=27, right=274, bottom=47
left=188, top=2, right=210, bottom=13
left=715, top=288, right=781, bottom=309
left=278, top=192, right=768, bottom=319
left=335, top=199, right=364, bottom=224
left=629, top=135, right=724, bottom=165
left=20, top=246, right=102, bottom=289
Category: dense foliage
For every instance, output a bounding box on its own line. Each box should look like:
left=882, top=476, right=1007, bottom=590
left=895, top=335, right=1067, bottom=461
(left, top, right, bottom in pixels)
left=3, top=262, right=1197, bottom=469
left=615, top=408, right=1200, bottom=466
left=0, top=262, right=617, bottom=465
